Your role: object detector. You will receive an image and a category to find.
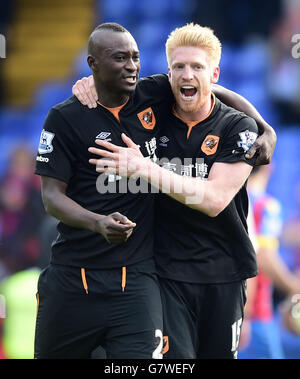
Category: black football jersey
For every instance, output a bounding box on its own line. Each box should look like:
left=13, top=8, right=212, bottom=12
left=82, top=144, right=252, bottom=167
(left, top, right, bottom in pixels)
left=35, top=74, right=173, bottom=269
left=154, top=96, right=259, bottom=283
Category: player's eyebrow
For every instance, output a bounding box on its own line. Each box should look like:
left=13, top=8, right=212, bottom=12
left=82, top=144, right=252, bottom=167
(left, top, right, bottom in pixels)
left=105, top=48, right=139, bottom=56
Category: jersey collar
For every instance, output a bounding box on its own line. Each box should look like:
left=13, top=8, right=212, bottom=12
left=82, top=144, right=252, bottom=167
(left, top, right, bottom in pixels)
left=172, top=93, right=217, bottom=139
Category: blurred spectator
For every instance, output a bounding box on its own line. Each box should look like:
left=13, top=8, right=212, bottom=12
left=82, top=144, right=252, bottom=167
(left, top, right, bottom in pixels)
left=281, top=182, right=300, bottom=272
left=0, top=145, right=46, bottom=277
left=268, top=0, right=300, bottom=125
left=0, top=267, right=40, bottom=359
left=0, top=145, right=50, bottom=359
left=2, top=144, right=39, bottom=185
left=0, top=318, right=6, bottom=358
left=238, top=165, right=300, bottom=359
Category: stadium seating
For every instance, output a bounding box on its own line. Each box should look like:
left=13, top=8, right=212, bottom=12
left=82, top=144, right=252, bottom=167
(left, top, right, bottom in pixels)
left=1, top=0, right=93, bottom=107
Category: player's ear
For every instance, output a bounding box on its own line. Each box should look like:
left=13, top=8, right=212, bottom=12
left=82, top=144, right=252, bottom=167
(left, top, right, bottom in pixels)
left=168, top=67, right=172, bottom=82
left=211, top=66, right=220, bottom=84
left=87, top=55, right=97, bottom=72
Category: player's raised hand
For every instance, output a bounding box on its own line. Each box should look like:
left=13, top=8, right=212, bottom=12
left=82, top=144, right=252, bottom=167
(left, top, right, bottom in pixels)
left=72, top=75, right=98, bottom=108
left=121, top=133, right=139, bottom=149
left=94, top=212, right=136, bottom=244
left=88, top=133, right=146, bottom=178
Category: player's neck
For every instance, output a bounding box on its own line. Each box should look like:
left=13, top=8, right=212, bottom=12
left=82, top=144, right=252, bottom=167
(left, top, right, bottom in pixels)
left=175, top=93, right=214, bottom=123
left=95, top=84, right=129, bottom=108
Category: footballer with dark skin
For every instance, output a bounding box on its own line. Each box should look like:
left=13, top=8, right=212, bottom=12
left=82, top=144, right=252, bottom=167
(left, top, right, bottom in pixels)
left=41, top=28, right=140, bottom=244
left=34, top=23, right=167, bottom=359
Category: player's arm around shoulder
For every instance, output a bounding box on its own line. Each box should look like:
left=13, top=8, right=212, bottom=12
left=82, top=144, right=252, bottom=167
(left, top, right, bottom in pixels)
left=72, top=73, right=172, bottom=108
left=72, top=75, right=98, bottom=108
left=212, top=84, right=277, bottom=165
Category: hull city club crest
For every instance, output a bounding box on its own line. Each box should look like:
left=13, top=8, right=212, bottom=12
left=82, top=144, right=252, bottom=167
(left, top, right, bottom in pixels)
left=38, top=130, right=55, bottom=154
left=137, top=107, right=156, bottom=130
left=201, top=135, right=220, bottom=156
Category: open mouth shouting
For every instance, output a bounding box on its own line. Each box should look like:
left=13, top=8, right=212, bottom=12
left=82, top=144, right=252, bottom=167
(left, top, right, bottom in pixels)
left=180, top=85, right=198, bottom=100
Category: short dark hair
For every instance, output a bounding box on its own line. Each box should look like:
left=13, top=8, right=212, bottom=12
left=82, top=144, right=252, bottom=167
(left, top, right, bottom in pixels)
left=93, top=22, right=129, bottom=34
left=88, top=23, right=130, bottom=55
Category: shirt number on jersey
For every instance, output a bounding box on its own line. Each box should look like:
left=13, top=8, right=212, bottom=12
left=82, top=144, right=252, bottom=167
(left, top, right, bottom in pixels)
left=152, top=329, right=163, bottom=359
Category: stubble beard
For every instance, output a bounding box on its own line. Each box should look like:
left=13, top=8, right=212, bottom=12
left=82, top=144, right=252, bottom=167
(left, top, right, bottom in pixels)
left=174, top=86, right=210, bottom=115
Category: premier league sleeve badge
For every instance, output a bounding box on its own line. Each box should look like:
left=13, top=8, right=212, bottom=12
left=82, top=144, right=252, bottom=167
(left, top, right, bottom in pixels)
left=38, top=130, right=55, bottom=154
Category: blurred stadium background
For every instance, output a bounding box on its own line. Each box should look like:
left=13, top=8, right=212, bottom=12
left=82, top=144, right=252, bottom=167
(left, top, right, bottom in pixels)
left=0, top=0, right=299, bottom=359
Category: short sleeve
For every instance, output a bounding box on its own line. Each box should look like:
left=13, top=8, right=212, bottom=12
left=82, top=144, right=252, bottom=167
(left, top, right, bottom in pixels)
left=216, top=116, right=259, bottom=166
left=35, top=108, right=77, bottom=183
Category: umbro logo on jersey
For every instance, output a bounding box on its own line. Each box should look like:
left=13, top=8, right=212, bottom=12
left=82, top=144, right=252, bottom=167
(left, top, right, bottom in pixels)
left=96, top=132, right=112, bottom=141
left=159, top=136, right=169, bottom=147
left=36, top=155, right=49, bottom=163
